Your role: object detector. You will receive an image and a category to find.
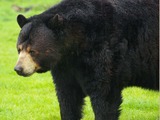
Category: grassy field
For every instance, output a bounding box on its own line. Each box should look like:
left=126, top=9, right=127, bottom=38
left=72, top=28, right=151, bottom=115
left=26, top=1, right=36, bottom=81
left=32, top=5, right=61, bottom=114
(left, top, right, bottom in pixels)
left=0, top=0, right=159, bottom=120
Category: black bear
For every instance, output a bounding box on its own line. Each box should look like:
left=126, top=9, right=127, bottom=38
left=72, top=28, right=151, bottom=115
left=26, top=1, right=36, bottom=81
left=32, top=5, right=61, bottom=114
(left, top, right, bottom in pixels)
left=14, top=0, right=159, bottom=119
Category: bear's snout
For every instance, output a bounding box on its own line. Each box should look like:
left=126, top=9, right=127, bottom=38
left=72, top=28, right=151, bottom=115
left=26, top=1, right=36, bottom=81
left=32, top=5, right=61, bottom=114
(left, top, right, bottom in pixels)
left=14, top=65, right=31, bottom=77
left=14, top=65, right=23, bottom=74
left=14, top=51, right=41, bottom=77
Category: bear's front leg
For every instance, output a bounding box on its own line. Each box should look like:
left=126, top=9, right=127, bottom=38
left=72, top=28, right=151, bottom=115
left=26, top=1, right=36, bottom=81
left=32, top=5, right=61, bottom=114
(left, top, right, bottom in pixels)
left=55, top=83, right=85, bottom=120
left=88, top=83, right=122, bottom=120
left=54, top=77, right=85, bottom=120
left=52, top=65, right=86, bottom=120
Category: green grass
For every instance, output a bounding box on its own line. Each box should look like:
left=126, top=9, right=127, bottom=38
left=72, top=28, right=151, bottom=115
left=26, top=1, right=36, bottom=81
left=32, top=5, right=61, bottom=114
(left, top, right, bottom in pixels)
left=0, top=0, right=159, bottom=120
left=120, top=87, right=159, bottom=120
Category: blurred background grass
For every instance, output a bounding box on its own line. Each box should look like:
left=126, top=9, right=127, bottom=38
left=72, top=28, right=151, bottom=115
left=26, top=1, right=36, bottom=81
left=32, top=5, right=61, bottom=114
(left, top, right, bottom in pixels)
left=0, top=0, right=159, bottom=120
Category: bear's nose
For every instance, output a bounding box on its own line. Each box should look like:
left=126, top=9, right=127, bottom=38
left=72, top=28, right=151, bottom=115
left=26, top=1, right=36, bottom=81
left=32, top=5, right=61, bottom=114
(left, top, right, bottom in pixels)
left=14, top=66, right=23, bottom=74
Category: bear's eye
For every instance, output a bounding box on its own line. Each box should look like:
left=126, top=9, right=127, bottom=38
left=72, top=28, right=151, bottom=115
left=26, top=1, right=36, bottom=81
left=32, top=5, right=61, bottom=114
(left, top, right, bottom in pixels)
left=29, top=50, right=35, bottom=55
left=18, top=49, right=21, bottom=54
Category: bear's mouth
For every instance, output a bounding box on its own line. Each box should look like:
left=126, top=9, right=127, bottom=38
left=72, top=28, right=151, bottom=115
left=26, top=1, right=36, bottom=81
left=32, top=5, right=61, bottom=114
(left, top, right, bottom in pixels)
left=15, top=66, right=48, bottom=77
left=36, top=69, right=48, bottom=73
left=16, top=71, right=33, bottom=77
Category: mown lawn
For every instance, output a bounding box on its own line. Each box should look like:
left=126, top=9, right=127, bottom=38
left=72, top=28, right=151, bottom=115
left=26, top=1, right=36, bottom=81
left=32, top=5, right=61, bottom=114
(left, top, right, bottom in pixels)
left=0, top=0, right=159, bottom=120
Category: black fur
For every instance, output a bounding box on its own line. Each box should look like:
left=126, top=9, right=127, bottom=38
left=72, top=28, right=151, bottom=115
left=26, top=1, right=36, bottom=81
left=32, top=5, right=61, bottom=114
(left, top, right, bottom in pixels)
left=16, top=0, right=158, bottom=119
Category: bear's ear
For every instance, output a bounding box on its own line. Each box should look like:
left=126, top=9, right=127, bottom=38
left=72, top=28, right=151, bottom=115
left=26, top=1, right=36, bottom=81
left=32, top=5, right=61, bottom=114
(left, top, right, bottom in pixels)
left=17, top=14, right=28, bottom=28
left=48, top=14, right=63, bottom=29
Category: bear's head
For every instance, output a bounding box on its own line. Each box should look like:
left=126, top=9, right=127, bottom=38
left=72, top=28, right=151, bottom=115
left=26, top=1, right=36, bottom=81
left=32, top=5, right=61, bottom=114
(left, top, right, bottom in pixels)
left=14, top=14, right=68, bottom=77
